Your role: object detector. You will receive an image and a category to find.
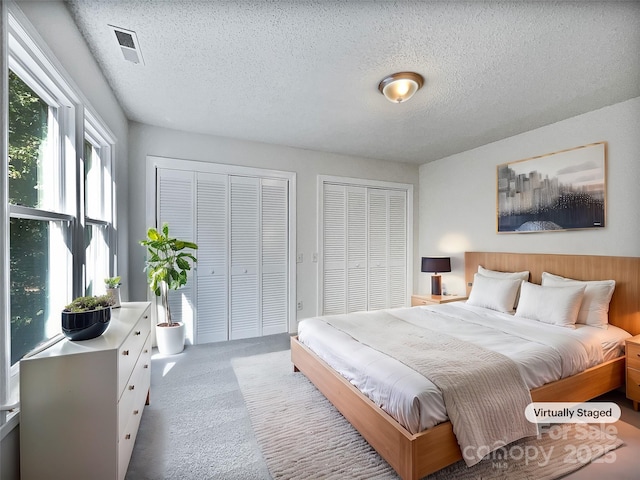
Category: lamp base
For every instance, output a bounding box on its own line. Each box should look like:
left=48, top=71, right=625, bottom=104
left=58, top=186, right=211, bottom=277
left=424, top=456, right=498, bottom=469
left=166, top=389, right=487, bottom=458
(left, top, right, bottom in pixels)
left=431, top=275, right=442, bottom=295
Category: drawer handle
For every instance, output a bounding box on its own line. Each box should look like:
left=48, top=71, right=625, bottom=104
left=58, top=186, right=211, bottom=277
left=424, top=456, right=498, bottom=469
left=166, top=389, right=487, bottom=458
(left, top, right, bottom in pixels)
left=421, top=301, right=427, bottom=304
left=125, top=434, right=131, bottom=440
left=123, top=350, right=129, bottom=356
left=134, top=330, right=141, bottom=336
left=133, top=409, right=140, bottom=415
left=128, top=385, right=135, bottom=391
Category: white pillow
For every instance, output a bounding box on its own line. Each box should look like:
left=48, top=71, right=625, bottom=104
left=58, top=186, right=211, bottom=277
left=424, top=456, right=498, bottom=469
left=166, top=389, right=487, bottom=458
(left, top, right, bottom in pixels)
left=541, top=272, right=615, bottom=328
left=478, top=266, right=530, bottom=283
left=515, top=281, right=586, bottom=329
left=478, top=265, right=530, bottom=308
left=467, top=273, right=522, bottom=313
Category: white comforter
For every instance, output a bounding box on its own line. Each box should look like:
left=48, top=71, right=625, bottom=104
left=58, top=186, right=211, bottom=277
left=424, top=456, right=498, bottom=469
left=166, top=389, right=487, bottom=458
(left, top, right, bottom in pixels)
left=297, top=302, right=631, bottom=434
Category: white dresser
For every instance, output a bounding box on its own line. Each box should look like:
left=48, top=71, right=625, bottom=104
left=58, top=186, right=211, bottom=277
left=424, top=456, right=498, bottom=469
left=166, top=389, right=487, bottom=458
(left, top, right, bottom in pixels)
left=20, top=302, right=152, bottom=480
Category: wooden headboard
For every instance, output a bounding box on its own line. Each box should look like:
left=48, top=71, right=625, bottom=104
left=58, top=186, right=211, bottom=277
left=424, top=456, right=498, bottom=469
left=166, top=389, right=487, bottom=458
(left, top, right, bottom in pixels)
left=465, top=252, right=640, bottom=335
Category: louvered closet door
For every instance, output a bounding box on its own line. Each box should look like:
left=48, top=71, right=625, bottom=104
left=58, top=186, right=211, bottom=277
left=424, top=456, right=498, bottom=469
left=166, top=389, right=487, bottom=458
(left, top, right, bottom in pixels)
left=368, top=189, right=389, bottom=310
left=388, top=190, right=407, bottom=308
left=230, top=176, right=260, bottom=339
left=196, top=173, right=228, bottom=343
left=346, top=186, right=367, bottom=312
left=322, top=184, right=346, bottom=314
left=261, top=178, right=288, bottom=335
left=322, top=185, right=369, bottom=315
left=157, top=169, right=196, bottom=343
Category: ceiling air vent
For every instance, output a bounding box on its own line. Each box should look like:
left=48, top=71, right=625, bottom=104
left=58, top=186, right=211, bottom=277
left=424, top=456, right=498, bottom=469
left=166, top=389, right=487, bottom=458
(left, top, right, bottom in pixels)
left=109, top=25, right=145, bottom=65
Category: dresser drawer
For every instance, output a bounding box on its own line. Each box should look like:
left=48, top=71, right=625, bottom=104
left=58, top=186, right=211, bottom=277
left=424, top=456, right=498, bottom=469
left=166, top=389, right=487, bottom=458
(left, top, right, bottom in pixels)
left=411, top=295, right=468, bottom=306
left=627, top=368, right=640, bottom=400
left=118, top=334, right=151, bottom=437
left=137, top=335, right=152, bottom=397
left=118, top=308, right=151, bottom=397
left=411, top=296, right=432, bottom=306
left=627, top=341, right=640, bottom=371
left=118, top=408, right=143, bottom=480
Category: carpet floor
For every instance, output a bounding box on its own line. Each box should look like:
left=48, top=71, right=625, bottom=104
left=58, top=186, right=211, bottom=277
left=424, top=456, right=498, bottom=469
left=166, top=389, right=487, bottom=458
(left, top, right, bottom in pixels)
left=126, top=334, right=290, bottom=480
left=126, top=333, right=640, bottom=479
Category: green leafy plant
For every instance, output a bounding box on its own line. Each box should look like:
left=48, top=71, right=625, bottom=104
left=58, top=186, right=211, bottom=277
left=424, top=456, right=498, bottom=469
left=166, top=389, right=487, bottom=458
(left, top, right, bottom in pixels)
left=104, top=276, right=121, bottom=288
left=64, top=295, right=114, bottom=313
left=139, top=223, right=198, bottom=326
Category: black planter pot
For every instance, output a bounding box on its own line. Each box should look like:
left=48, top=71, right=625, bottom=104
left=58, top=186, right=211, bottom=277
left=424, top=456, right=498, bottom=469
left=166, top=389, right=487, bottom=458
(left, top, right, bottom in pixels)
left=61, top=307, right=112, bottom=341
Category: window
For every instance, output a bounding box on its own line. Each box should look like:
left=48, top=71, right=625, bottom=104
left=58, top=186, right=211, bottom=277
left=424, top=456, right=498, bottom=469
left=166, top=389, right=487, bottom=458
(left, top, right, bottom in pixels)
left=9, top=218, right=70, bottom=365
left=84, top=222, right=110, bottom=297
left=2, top=9, right=116, bottom=424
left=8, top=70, right=50, bottom=210
left=8, top=69, right=73, bottom=366
left=83, top=121, right=114, bottom=296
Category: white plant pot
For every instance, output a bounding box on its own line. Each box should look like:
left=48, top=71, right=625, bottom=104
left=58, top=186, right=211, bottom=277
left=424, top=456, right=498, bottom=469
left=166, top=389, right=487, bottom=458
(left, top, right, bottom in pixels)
left=155, top=322, right=185, bottom=355
left=106, top=287, right=121, bottom=308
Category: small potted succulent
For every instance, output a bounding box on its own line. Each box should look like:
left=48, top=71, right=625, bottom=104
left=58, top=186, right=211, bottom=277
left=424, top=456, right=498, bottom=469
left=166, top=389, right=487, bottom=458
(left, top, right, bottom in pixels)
left=62, top=294, right=115, bottom=341
left=104, top=276, right=122, bottom=308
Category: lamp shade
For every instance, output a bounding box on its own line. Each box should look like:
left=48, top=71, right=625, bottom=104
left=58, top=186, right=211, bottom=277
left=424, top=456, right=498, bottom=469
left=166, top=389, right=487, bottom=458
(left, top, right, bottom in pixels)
left=378, top=72, right=424, bottom=103
left=421, top=257, right=451, bottom=274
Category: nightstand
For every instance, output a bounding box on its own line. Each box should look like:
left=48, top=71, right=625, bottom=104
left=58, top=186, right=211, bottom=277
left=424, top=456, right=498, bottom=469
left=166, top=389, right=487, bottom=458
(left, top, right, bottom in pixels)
left=626, top=335, right=640, bottom=411
left=411, top=294, right=467, bottom=306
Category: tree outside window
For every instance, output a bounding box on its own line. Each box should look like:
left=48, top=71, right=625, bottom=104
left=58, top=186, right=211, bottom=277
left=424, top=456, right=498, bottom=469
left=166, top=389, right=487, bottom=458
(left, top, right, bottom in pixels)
left=8, top=70, right=54, bottom=365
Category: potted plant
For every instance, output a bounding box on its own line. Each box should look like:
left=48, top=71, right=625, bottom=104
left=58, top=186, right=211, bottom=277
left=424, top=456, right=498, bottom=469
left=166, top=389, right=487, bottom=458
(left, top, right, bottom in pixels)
left=104, top=276, right=122, bottom=308
left=140, top=223, right=197, bottom=354
left=61, top=294, right=115, bottom=341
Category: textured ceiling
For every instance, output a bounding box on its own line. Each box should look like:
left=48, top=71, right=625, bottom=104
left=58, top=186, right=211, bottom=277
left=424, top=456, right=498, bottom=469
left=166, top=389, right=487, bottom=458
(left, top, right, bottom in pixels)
left=65, top=0, right=640, bottom=165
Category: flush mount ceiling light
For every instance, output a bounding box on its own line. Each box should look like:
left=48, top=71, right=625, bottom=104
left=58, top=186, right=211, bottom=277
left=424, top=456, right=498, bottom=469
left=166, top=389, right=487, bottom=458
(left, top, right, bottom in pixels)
left=378, top=72, right=424, bottom=103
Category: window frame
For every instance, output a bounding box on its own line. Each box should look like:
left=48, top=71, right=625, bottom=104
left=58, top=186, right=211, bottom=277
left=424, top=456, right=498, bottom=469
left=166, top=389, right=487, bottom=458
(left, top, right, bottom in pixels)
left=84, top=110, right=117, bottom=295
left=1, top=4, right=117, bottom=426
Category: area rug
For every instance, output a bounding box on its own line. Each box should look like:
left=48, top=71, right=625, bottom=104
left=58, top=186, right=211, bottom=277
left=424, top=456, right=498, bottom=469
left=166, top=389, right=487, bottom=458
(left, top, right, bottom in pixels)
left=232, top=350, right=624, bottom=480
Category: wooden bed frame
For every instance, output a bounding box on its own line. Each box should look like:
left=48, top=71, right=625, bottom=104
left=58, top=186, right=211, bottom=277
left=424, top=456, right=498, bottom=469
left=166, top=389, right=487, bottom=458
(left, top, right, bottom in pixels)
left=291, top=252, right=640, bottom=480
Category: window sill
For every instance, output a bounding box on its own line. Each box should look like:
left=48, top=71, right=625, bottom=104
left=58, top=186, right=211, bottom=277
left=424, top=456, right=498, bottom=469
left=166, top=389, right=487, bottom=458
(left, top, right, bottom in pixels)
left=0, top=410, right=20, bottom=441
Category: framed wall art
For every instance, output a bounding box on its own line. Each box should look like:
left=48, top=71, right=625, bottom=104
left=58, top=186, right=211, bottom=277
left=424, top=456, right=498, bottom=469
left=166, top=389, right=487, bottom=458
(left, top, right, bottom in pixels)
left=497, top=142, right=606, bottom=233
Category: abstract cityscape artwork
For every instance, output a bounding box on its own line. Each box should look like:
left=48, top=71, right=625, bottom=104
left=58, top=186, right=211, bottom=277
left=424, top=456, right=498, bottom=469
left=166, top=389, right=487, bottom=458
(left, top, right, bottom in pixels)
left=497, top=142, right=606, bottom=233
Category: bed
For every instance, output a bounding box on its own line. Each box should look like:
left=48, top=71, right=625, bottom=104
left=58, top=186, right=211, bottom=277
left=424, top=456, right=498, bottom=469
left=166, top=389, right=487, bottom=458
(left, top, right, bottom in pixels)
left=290, top=252, right=640, bottom=480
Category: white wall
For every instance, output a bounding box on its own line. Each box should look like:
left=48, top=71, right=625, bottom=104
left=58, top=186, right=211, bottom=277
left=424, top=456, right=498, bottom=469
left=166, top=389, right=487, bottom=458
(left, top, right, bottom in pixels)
left=419, top=97, right=640, bottom=296
left=127, top=122, right=420, bottom=323
left=15, top=0, right=131, bottom=297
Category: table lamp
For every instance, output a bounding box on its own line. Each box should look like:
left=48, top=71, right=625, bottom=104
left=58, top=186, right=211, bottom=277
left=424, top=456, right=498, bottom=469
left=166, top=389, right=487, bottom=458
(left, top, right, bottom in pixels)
left=421, top=257, right=451, bottom=296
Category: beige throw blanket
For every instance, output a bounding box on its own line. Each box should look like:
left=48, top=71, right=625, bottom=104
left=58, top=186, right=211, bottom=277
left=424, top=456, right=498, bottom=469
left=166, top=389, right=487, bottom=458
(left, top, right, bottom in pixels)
left=323, top=310, right=538, bottom=467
